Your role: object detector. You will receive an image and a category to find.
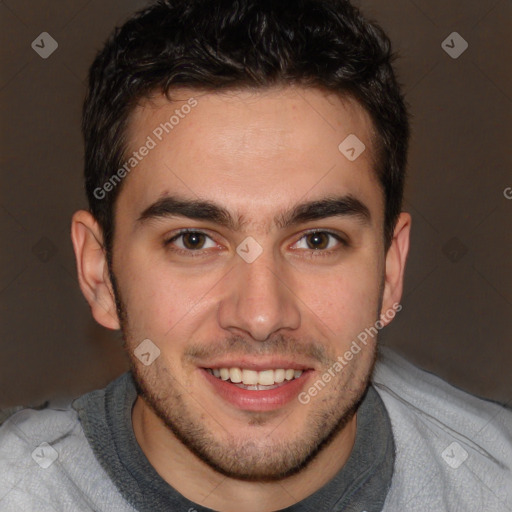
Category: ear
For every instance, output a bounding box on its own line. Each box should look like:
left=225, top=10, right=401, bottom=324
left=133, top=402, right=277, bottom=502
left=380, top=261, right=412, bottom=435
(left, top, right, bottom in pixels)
left=380, top=212, right=411, bottom=326
left=70, top=210, right=120, bottom=330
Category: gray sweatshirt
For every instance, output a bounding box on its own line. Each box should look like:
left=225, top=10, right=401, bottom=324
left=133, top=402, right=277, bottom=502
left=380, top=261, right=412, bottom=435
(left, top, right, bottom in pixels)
left=0, top=347, right=511, bottom=511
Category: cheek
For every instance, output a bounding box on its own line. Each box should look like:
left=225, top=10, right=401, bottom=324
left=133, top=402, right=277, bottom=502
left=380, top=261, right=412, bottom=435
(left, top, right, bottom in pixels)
left=116, top=255, right=219, bottom=341
left=298, top=258, right=382, bottom=340
left=115, top=236, right=384, bottom=347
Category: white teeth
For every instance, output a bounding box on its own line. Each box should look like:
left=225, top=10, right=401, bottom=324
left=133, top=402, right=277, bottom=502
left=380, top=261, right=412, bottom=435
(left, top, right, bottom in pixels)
left=229, top=368, right=242, bottom=383
left=274, top=369, right=285, bottom=383
left=258, top=370, right=275, bottom=386
left=208, top=367, right=304, bottom=386
left=242, top=369, right=259, bottom=385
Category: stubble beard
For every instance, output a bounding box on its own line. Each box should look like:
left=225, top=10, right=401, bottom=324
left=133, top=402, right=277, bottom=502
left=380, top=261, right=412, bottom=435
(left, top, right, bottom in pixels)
left=108, top=264, right=378, bottom=482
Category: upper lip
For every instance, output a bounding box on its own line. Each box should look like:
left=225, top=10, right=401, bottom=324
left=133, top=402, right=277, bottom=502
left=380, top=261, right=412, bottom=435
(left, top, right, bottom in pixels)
left=200, top=358, right=317, bottom=372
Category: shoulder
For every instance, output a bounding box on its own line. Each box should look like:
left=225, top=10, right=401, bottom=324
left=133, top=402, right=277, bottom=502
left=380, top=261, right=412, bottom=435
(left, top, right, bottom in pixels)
left=0, top=396, right=134, bottom=511
left=373, top=347, right=512, bottom=512
left=0, top=404, right=80, bottom=473
left=0, top=405, right=82, bottom=510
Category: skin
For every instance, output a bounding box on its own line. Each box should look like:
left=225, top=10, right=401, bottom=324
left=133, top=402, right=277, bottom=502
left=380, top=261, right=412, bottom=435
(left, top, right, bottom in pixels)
left=71, top=86, right=410, bottom=511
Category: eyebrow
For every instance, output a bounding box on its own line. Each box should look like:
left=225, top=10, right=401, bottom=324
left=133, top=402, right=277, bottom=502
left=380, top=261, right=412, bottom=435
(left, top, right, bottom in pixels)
left=136, top=194, right=371, bottom=231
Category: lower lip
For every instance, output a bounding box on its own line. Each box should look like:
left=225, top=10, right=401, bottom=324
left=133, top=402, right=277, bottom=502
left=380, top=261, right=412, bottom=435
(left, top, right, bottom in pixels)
left=200, top=368, right=313, bottom=412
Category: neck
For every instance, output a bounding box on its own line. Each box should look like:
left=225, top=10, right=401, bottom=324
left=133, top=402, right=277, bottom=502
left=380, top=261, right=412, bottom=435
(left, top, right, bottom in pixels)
left=132, top=396, right=358, bottom=512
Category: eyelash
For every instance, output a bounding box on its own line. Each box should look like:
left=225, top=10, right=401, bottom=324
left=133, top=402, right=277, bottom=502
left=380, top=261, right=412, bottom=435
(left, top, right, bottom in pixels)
left=163, top=228, right=349, bottom=258
left=163, top=229, right=218, bottom=258
left=297, top=230, right=348, bottom=259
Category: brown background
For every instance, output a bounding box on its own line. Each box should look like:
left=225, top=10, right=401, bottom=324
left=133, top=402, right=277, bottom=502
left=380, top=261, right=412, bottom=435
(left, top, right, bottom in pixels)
left=0, top=0, right=511, bottom=408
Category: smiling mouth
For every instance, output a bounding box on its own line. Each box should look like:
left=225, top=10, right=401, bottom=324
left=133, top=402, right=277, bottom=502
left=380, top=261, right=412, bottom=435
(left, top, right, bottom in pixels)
left=204, top=367, right=305, bottom=390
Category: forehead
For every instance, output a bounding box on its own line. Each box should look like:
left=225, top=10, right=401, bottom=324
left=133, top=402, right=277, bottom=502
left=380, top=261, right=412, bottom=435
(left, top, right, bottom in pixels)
left=117, top=86, right=382, bottom=227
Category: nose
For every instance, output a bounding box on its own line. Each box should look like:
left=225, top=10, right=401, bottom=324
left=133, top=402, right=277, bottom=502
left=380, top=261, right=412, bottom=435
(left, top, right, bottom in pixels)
left=217, top=248, right=301, bottom=341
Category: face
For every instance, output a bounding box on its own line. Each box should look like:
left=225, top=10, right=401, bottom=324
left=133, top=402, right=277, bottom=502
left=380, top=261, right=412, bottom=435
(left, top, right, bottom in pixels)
left=91, top=87, right=399, bottom=481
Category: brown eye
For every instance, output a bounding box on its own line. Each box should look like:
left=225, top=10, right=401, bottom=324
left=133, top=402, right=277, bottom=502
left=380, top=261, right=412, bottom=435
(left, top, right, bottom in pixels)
left=181, top=232, right=207, bottom=250
left=165, top=230, right=217, bottom=252
left=292, top=231, right=347, bottom=254
left=305, top=232, right=330, bottom=250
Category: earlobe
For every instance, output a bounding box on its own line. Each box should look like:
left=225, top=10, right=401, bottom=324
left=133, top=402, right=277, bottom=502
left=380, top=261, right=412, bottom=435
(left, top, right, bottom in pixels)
left=380, top=212, right=411, bottom=325
left=70, top=210, right=120, bottom=330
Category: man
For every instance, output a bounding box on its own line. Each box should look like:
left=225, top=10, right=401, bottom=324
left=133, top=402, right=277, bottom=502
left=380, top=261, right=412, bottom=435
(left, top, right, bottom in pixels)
left=0, top=0, right=510, bottom=510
